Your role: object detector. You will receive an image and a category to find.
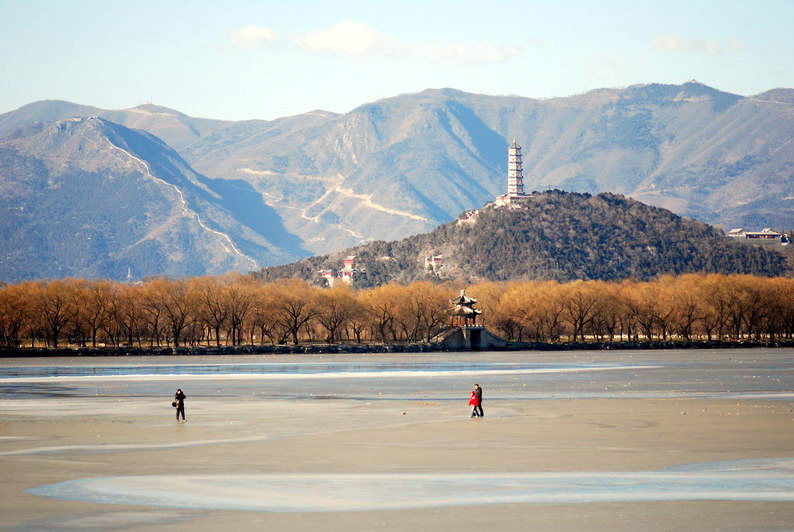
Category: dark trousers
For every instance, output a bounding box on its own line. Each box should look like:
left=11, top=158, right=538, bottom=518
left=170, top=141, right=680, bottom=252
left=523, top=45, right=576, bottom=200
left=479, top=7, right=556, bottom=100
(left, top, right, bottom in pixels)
left=476, top=403, right=483, bottom=417
left=176, top=405, right=185, bottom=420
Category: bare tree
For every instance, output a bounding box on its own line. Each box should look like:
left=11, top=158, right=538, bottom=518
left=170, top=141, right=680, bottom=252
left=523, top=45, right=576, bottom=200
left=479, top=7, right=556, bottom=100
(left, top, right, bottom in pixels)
left=34, top=280, right=78, bottom=348
left=272, top=280, right=318, bottom=345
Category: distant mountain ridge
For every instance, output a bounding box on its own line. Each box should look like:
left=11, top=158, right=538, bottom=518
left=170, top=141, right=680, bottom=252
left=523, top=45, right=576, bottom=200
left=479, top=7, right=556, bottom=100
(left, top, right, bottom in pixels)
left=0, top=117, right=308, bottom=282
left=1, top=81, right=792, bottom=281
left=253, top=191, right=790, bottom=287
left=0, top=100, right=236, bottom=152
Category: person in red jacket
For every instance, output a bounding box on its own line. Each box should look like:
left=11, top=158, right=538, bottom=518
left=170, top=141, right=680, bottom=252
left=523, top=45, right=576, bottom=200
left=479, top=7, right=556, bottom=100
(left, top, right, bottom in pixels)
left=473, top=383, right=483, bottom=417
left=469, top=388, right=480, bottom=417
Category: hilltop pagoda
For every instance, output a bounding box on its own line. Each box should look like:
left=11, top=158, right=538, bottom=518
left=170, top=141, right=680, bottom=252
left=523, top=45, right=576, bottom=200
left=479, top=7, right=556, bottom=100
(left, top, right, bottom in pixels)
left=495, top=138, right=529, bottom=206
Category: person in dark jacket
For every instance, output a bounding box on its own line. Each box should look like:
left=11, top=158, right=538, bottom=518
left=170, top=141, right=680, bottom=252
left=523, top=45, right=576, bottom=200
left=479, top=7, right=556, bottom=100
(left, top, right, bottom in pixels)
left=174, top=389, right=186, bottom=421
left=473, top=384, right=483, bottom=417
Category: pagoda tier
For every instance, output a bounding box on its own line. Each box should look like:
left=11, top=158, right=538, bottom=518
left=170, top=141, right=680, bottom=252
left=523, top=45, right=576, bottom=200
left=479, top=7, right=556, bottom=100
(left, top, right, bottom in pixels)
left=450, top=289, right=477, bottom=308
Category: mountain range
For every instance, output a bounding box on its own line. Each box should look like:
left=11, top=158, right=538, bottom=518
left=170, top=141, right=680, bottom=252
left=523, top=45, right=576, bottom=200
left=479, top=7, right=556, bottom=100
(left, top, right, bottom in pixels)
left=1, top=81, right=792, bottom=282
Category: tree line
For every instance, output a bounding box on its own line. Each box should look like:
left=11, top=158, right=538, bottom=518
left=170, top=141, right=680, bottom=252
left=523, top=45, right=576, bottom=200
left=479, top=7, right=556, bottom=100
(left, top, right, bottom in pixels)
left=1, top=273, right=792, bottom=349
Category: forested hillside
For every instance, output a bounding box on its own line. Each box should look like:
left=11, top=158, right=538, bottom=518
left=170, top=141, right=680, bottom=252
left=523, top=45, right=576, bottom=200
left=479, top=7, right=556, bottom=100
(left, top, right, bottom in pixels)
left=254, top=191, right=790, bottom=286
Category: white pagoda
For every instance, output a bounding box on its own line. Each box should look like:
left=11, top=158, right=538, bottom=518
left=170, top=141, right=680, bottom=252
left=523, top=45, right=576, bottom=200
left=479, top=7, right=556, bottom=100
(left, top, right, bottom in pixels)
left=495, top=138, right=529, bottom=206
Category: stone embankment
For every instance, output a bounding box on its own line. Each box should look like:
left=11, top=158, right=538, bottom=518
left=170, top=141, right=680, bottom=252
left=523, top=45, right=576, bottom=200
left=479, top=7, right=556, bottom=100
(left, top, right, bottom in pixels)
left=2, top=339, right=793, bottom=357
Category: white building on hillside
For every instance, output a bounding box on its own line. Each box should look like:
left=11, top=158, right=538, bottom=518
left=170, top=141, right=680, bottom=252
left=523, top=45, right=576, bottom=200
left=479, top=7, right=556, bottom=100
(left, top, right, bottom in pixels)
left=320, top=256, right=360, bottom=287
left=728, top=228, right=783, bottom=241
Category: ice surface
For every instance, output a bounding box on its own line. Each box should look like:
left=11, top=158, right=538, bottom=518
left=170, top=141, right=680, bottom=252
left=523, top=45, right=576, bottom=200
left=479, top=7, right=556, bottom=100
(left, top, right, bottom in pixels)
left=28, top=458, right=794, bottom=512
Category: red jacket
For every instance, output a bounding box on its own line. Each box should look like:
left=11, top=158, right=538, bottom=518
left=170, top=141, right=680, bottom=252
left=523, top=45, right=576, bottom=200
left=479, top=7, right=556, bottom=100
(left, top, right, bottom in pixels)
left=468, top=391, right=479, bottom=406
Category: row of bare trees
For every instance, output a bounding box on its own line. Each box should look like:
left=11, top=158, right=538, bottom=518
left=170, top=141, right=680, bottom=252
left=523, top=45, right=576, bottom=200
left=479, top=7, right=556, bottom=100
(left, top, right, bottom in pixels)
left=1, top=273, right=792, bottom=348
left=472, top=274, right=794, bottom=342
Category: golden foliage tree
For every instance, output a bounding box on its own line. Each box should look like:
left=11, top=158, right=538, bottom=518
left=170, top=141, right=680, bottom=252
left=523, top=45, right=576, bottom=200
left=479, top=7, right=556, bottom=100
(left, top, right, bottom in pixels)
left=2, top=272, right=793, bottom=349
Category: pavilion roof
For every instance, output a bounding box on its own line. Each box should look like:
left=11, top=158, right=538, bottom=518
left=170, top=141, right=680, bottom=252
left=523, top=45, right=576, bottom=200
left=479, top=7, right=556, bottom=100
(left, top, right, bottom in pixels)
left=448, top=306, right=482, bottom=316
left=450, top=289, right=477, bottom=306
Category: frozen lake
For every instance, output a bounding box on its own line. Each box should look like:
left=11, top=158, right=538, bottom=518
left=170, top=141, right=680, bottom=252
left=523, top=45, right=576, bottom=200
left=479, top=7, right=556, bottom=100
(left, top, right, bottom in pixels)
left=2, top=348, right=793, bottom=402
left=2, top=348, right=793, bottom=530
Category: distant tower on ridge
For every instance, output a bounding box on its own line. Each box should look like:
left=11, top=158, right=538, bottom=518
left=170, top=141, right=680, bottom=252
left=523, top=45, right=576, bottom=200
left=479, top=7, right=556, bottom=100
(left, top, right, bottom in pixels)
left=496, top=138, right=529, bottom=206
left=507, top=138, right=524, bottom=195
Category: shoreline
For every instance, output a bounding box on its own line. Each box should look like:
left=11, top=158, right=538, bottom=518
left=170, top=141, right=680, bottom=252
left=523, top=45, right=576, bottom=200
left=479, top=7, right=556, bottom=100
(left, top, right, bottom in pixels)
left=2, top=338, right=793, bottom=357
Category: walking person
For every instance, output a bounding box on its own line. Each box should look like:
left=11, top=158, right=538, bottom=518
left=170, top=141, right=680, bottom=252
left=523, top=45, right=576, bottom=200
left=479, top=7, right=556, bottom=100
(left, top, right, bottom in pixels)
left=469, top=388, right=480, bottom=417
left=174, top=388, right=186, bottom=421
left=474, top=384, right=483, bottom=417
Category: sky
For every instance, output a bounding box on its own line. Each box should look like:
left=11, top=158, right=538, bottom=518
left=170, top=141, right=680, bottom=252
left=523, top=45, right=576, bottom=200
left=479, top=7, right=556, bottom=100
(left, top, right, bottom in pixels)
left=2, top=0, right=792, bottom=121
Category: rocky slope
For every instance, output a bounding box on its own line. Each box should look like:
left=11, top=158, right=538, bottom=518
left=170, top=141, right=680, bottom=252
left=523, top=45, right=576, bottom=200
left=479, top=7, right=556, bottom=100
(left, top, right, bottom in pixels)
left=0, top=117, right=308, bottom=282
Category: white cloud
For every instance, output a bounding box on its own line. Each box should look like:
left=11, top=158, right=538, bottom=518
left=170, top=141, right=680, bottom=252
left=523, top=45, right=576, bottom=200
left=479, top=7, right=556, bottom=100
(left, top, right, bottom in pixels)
left=228, top=25, right=278, bottom=51
left=652, top=34, right=723, bottom=56
left=292, top=20, right=520, bottom=64
left=228, top=20, right=521, bottom=64
left=296, top=20, right=383, bottom=57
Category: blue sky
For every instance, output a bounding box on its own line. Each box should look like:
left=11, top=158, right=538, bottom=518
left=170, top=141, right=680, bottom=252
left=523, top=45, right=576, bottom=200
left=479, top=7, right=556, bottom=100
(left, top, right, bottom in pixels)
left=2, top=0, right=792, bottom=120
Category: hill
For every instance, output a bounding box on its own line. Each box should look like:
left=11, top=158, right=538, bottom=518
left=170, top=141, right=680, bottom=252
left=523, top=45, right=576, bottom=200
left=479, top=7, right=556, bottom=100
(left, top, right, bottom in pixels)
left=253, top=191, right=790, bottom=286
left=0, top=117, right=308, bottom=282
